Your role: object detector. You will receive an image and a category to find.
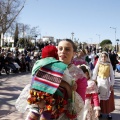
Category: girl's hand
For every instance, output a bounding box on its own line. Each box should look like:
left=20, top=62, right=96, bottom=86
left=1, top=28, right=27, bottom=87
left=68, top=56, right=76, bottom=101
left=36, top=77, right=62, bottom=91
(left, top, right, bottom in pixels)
left=95, top=110, right=100, bottom=118
left=110, top=85, right=113, bottom=91
left=72, top=82, right=77, bottom=91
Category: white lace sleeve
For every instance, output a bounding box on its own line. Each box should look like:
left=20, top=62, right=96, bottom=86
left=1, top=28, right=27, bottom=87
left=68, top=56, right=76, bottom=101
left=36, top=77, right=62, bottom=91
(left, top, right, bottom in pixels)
left=110, top=64, right=114, bottom=85
left=75, top=92, right=84, bottom=120
left=15, top=84, right=31, bottom=113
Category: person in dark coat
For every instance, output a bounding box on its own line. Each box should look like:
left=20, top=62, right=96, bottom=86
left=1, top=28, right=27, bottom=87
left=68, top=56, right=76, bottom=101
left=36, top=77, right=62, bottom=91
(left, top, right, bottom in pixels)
left=0, top=52, right=10, bottom=75
left=4, top=52, right=18, bottom=73
left=109, top=51, right=118, bottom=75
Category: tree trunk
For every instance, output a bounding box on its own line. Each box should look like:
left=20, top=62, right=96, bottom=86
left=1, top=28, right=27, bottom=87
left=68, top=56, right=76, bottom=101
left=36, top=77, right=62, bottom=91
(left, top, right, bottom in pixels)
left=0, top=33, right=4, bottom=47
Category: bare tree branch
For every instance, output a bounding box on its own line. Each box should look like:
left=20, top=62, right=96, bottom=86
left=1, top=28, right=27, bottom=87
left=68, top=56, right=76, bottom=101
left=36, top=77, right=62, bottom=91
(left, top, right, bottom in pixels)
left=0, top=0, right=27, bottom=34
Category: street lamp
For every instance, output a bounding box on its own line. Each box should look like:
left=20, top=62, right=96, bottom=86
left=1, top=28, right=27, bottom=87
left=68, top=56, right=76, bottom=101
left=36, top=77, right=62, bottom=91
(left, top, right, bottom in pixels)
left=96, top=34, right=100, bottom=45
left=110, top=27, right=116, bottom=46
left=71, top=32, right=74, bottom=41
left=116, top=39, right=119, bottom=52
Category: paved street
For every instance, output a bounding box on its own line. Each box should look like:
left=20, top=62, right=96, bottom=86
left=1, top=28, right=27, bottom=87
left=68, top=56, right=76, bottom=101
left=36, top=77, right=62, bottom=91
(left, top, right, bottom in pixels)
left=0, top=72, right=31, bottom=120
left=0, top=72, right=120, bottom=120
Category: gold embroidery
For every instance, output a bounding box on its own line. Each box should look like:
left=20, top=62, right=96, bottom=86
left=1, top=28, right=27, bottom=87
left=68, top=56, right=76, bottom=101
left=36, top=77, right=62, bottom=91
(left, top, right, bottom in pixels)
left=98, top=64, right=110, bottom=78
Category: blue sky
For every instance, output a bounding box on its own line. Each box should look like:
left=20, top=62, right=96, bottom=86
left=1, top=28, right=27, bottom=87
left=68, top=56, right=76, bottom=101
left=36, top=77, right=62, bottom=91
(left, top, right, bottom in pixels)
left=19, top=0, right=120, bottom=45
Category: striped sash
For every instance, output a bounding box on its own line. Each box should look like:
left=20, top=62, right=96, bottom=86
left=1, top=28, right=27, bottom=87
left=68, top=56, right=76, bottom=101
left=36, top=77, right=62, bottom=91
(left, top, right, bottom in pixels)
left=31, top=61, right=67, bottom=94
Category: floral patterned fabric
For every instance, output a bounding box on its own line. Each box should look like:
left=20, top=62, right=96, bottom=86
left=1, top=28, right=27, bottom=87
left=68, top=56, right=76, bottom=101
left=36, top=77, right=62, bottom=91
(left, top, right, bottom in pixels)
left=83, top=80, right=100, bottom=120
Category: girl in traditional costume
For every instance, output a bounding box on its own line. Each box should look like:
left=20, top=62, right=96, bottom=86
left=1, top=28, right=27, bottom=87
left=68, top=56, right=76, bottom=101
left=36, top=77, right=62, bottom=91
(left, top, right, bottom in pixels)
left=92, top=51, right=115, bottom=119
left=31, top=41, right=87, bottom=120
left=79, top=64, right=100, bottom=120
left=16, top=40, right=87, bottom=120
left=57, top=39, right=87, bottom=120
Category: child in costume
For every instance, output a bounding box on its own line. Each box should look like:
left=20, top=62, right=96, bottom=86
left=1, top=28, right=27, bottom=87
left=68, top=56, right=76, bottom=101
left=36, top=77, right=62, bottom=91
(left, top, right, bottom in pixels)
left=78, top=64, right=100, bottom=120
left=57, top=39, right=88, bottom=120
left=92, top=51, right=115, bottom=119
left=25, top=45, right=77, bottom=120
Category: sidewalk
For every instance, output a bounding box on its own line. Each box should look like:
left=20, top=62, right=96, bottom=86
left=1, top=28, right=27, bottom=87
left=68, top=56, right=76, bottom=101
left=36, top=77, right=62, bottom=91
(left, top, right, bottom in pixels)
left=0, top=72, right=120, bottom=120
left=0, top=73, right=30, bottom=120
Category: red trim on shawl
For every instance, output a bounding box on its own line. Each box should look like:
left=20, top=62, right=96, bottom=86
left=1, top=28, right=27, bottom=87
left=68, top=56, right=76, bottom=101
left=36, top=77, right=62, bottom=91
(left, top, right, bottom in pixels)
left=41, top=67, right=63, bottom=77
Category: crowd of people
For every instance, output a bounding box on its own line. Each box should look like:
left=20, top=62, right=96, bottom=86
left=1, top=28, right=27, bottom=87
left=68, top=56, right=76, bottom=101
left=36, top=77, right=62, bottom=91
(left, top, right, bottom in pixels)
left=1, top=39, right=118, bottom=120
left=0, top=46, right=42, bottom=75
left=0, top=43, right=119, bottom=76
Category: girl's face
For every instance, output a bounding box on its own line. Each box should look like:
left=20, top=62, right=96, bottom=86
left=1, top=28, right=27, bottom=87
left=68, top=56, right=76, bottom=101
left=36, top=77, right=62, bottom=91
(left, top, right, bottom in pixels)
left=101, top=53, right=108, bottom=62
left=58, top=41, right=75, bottom=65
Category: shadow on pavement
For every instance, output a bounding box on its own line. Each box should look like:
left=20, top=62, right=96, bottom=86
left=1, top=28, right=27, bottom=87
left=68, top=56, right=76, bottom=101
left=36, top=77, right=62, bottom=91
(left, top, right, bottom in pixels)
left=114, top=79, right=120, bottom=94
left=114, top=94, right=120, bottom=99
left=0, top=72, right=31, bottom=79
left=99, top=113, right=120, bottom=120
left=115, top=76, right=120, bottom=79
left=0, top=85, right=24, bottom=118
